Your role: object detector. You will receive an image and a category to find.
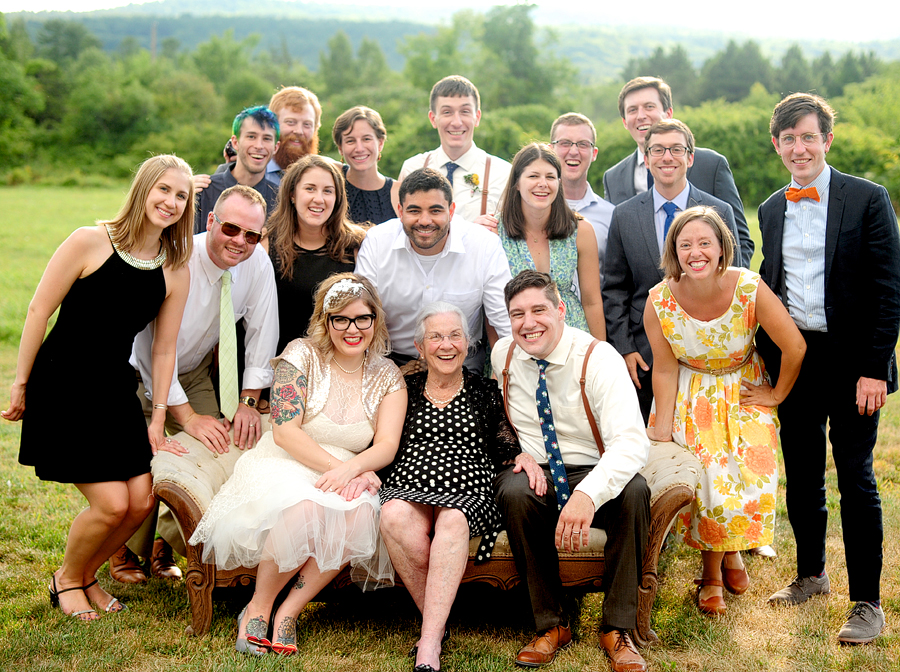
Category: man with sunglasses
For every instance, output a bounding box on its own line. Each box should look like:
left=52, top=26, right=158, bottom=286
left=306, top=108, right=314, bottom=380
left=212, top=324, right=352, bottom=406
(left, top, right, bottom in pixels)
left=195, top=105, right=281, bottom=234
left=758, top=93, right=900, bottom=644
left=603, top=119, right=740, bottom=422
left=112, top=185, right=279, bottom=584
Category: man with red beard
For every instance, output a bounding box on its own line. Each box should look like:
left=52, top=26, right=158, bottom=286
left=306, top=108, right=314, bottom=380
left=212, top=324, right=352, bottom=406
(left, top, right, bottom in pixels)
left=265, top=85, right=323, bottom=183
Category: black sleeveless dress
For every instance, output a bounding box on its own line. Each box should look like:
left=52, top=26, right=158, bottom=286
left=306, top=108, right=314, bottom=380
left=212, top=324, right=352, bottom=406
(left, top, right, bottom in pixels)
left=342, top=164, right=395, bottom=225
left=18, top=249, right=167, bottom=483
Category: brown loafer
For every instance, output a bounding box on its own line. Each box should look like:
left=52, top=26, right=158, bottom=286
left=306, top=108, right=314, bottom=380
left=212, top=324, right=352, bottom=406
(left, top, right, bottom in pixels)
left=109, top=545, right=147, bottom=584
left=150, top=539, right=182, bottom=580
left=722, top=551, right=750, bottom=595
left=694, top=577, right=726, bottom=615
left=515, top=625, right=572, bottom=667
left=599, top=629, right=647, bottom=672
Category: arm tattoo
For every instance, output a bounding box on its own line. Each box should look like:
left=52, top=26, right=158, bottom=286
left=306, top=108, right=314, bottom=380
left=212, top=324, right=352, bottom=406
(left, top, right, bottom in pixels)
left=271, top=361, right=308, bottom=426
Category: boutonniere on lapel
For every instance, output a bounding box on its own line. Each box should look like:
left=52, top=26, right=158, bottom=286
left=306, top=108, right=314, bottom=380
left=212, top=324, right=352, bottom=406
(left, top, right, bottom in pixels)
left=464, top=173, right=481, bottom=195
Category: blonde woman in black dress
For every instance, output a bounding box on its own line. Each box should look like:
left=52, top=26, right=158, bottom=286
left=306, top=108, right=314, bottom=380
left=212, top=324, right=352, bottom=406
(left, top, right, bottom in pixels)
left=3, top=155, right=193, bottom=620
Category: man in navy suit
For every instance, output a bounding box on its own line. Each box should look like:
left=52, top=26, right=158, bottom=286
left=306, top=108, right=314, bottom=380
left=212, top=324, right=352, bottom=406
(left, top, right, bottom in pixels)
left=603, top=119, right=740, bottom=422
left=603, top=76, right=753, bottom=267
left=759, top=93, right=900, bottom=644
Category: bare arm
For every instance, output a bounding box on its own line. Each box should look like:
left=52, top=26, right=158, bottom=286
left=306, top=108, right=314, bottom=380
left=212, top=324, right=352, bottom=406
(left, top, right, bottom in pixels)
left=575, top=223, right=606, bottom=341
left=741, top=280, right=806, bottom=407
left=3, top=228, right=101, bottom=421
left=644, top=298, right=678, bottom=441
left=148, top=264, right=190, bottom=454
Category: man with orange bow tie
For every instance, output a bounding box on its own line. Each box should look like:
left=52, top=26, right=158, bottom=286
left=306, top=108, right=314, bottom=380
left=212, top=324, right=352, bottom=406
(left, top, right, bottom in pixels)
left=757, top=93, right=900, bottom=645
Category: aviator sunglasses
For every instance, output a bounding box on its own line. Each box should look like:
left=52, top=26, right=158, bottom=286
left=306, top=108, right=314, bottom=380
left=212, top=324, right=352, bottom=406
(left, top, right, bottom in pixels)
left=213, top=213, right=262, bottom=245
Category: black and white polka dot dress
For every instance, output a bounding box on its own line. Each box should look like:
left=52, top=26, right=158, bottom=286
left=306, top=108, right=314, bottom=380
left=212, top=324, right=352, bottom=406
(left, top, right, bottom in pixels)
left=381, top=371, right=520, bottom=562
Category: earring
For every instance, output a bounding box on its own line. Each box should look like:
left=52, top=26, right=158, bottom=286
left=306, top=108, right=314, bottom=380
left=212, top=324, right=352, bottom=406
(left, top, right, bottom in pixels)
left=378, top=152, right=382, bottom=161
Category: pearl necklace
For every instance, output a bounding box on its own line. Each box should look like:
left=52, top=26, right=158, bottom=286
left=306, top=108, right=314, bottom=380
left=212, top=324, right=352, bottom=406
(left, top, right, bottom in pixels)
left=106, top=224, right=166, bottom=270
left=332, top=351, right=367, bottom=375
left=424, top=375, right=464, bottom=405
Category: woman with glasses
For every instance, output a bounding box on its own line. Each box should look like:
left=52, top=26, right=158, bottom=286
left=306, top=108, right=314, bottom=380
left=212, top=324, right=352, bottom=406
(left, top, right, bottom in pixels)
left=379, top=302, right=538, bottom=672
left=190, top=273, right=407, bottom=656
left=265, top=155, right=368, bottom=353
left=495, top=142, right=605, bottom=339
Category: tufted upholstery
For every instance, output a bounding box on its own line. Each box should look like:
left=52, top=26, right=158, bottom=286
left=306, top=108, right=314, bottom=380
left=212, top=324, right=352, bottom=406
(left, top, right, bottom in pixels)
left=153, top=431, right=699, bottom=645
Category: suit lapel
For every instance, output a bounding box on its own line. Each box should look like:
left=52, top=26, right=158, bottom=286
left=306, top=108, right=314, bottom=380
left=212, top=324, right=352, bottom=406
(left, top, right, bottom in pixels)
left=637, top=191, right=664, bottom=281
left=620, top=152, right=639, bottom=201
left=824, top=168, right=845, bottom=288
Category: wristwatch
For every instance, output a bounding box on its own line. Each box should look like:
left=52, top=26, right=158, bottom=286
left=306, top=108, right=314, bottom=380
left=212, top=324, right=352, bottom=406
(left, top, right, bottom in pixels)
left=239, top=395, right=258, bottom=409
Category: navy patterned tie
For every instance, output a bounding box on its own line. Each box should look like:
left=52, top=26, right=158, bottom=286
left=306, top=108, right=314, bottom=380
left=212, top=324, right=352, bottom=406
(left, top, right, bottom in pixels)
left=535, top=359, right=570, bottom=510
left=663, top=201, right=679, bottom=242
left=444, top=161, right=460, bottom=187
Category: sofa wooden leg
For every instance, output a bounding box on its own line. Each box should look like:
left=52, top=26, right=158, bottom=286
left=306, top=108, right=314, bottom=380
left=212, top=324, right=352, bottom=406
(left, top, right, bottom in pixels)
left=183, top=561, right=215, bottom=637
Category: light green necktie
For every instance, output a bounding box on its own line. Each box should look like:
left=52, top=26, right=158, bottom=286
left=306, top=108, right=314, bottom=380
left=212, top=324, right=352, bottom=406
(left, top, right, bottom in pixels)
left=219, top=270, right=238, bottom=422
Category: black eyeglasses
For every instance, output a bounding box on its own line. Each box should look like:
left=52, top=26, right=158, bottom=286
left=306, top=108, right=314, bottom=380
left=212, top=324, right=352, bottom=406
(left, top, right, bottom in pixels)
left=328, top=314, right=376, bottom=331
left=550, top=139, right=594, bottom=151
left=647, top=145, right=690, bottom=158
left=213, top=213, right=262, bottom=245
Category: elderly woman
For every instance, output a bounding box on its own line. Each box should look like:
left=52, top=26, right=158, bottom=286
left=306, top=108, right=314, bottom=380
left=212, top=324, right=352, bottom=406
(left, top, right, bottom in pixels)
left=190, top=273, right=407, bottom=655
left=645, top=207, right=805, bottom=615
left=333, top=105, right=399, bottom=225
left=379, top=302, right=541, bottom=672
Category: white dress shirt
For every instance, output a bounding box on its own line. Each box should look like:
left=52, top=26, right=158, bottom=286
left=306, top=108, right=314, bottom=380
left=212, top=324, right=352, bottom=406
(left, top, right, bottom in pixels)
left=399, top=143, right=512, bottom=222
left=355, top=216, right=512, bottom=369
left=782, top=165, right=831, bottom=331
left=491, top=326, right=649, bottom=510
left=566, top=183, right=615, bottom=282
left=131, top=232, right=279, bottom=406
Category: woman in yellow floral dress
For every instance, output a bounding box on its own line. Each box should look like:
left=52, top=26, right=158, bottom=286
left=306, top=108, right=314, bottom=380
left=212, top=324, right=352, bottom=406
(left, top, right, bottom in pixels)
left=644, top=206, right=806, bottom=615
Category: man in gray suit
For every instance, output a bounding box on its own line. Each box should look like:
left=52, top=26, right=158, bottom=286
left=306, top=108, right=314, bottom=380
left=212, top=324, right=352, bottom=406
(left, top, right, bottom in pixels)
left=603, top=119, right=740, bottom=422
left=603, top=76, right=752, bottom=267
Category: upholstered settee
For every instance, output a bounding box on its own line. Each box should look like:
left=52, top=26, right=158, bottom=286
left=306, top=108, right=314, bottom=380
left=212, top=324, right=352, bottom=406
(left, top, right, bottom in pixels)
left=151, top=419, right=700, bottom=646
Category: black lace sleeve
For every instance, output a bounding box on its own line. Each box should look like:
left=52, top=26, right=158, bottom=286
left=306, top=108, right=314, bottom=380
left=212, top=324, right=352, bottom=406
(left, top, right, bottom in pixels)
left=464, top=371, right=520, bottom=471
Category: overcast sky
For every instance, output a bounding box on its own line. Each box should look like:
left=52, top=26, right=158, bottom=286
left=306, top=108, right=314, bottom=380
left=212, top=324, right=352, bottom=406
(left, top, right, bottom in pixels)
left=1, top=0, right=896, bottom=43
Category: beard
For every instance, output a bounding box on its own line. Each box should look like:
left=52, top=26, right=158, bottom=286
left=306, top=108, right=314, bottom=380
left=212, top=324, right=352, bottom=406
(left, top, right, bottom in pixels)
left=274, top=133, right=319, bottom=170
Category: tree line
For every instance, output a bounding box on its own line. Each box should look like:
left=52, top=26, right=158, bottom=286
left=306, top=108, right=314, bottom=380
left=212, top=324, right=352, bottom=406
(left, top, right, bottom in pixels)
left=1, top=5, right=898, bottom=208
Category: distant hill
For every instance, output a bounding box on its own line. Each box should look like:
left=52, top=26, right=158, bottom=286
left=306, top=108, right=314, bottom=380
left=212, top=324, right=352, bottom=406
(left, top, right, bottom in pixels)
left=9, top=1, right=900, bottom=80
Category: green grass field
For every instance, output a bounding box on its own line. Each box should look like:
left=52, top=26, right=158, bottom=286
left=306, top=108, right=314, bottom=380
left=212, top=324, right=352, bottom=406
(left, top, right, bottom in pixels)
left=1, top=186, right=899, bottom=671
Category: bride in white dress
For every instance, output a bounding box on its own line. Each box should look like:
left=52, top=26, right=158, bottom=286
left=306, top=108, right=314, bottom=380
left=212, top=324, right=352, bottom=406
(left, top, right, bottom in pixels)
left=189, top=273, right=407, bottom=656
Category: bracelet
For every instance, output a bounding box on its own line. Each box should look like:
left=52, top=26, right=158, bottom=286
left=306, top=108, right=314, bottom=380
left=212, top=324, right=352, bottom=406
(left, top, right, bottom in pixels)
left=153, top=404, right=167, bottom=410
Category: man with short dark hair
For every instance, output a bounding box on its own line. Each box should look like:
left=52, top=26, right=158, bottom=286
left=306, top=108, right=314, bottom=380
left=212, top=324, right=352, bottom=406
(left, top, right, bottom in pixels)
left=195, top=106, right=280, bottom=234
left=399, top=76, right=511, bottom=227
left=603, top=118, right=740, bottom=422
left=110, top=185, right=279, bottom=584
left=355, top=167, right=511, bottom=372
left=759, top=93, right=900, bottom=644
left=493, top=270, right=650, bottom=672
left=550, top=113, right=615, bottom=283
left=603, top=76, right=753, bottom=267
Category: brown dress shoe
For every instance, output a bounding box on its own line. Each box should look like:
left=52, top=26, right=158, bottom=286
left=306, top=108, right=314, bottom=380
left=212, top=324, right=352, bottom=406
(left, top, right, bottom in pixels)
left=599, top=629, right=647, bottom=672
left=150, top=539, right=182, bottom=580
left=109, top=545, right=147, bottom=584
left=694, top=577, right=727, bottom=616
left=515, top=625, right=572, bottom=667
left=722, top=551, right=750, bottom=595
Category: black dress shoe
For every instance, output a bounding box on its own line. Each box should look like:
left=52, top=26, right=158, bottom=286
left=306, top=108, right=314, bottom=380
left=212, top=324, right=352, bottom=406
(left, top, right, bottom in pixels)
left=413, top=665, right=440, bottom=672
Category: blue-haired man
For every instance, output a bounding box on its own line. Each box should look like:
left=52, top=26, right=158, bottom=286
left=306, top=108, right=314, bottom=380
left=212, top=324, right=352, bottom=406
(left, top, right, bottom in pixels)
left=195, top=105, right=281, bottom=234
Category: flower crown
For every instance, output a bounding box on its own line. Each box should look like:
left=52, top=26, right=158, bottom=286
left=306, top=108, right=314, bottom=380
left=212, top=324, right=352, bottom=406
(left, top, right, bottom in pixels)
left=324, top=278, right=368, bottom=311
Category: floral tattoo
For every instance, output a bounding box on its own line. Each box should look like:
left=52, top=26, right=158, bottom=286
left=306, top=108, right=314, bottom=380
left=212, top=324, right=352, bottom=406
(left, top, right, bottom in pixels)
left=272, top=361, right=307, bottom=425
left=293, top=574, right=305, bottom=590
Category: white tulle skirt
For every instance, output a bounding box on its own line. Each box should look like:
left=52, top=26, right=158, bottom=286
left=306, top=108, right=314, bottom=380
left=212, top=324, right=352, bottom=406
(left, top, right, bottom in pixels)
left=189, top=418, right=394, bottom=589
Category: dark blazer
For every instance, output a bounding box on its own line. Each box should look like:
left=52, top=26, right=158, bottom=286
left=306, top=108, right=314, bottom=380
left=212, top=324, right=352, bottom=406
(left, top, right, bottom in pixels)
left=602, top=184, right=739, bottom=366
left=757, top=167, right=900, bottom=392
left=603, top=147, right=753, bottom=268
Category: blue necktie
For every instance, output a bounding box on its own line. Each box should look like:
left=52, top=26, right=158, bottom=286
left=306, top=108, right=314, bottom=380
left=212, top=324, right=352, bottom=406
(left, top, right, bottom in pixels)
left=662, top=201, right=679, bottom=242
left=444, top=161, right=460, bottom=186
left=535, top=359, right=570, bottom=510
